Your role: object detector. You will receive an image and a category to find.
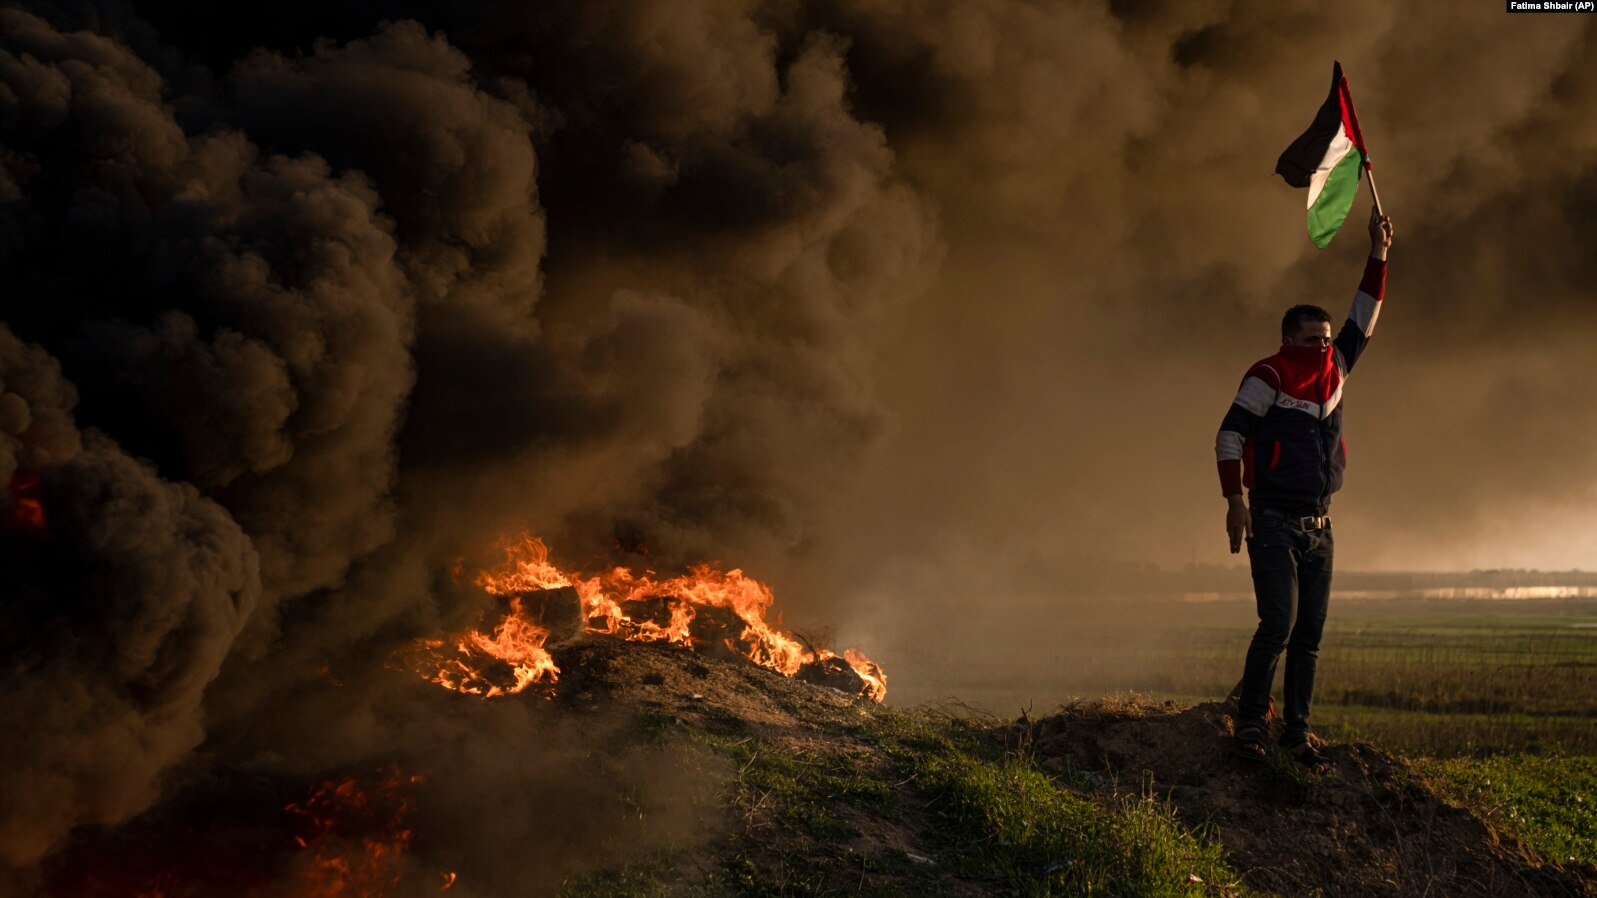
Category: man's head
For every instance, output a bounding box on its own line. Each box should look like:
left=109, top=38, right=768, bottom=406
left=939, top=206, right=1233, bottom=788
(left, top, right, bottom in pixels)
left=1281, top=304, right=1333, bottom=348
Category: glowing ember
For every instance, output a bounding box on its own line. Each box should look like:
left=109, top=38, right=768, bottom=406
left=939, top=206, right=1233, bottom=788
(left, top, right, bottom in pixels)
left=47, top=765, right=451, bottom=897
left=415, top=534, right=887, bottom=701
left=5, top=471, right=46, bottom=535
left=284, top=765, right=425, bottom=898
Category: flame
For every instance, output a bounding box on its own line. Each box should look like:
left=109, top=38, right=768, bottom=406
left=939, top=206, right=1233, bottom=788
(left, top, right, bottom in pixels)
left=415, top=534, right=887, bottom=701
left=407, top=596, right=559, bottom=696
left=5, top=471, right=46, bottom=535
left=843, top=648, right=888, bottom=703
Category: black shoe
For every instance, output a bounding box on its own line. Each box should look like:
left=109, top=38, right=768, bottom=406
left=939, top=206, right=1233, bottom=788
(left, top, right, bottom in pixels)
left=1280, top=738, right=1330, bottom=768
left=1233, top=726, right=1267, bottom=762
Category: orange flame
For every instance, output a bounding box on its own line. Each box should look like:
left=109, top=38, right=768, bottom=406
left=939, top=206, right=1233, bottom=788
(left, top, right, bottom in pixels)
left=407, top=596, right=559, bottom=696
left=416, top=534, right=886, bottom=701
left=843, top=648, right=888, bottom=703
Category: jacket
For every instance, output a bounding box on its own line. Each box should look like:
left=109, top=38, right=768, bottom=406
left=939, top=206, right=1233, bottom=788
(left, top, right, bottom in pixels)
left=1215, top=257, right=1387, bottom=512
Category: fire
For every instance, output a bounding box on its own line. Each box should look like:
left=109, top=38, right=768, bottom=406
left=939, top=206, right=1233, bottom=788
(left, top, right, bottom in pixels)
left=415, top=534, right=887, bottom=701
left=47, top=765, right=454, bottom=898
left=283, top=765, right=424, bottom=898
left=5, top=470, right=46, bottom=535
left=843, top=648, right=888, bottom=702
left=408, top=595, right=559, bottom=696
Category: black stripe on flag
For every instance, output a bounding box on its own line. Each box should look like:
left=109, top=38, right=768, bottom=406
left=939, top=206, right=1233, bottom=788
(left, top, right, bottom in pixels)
left=1275, top=61, right=1344, bottom=189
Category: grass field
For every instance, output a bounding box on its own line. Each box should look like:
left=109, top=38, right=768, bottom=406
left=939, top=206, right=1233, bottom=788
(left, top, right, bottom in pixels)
left=879, top=594, right=1597, bottom=867
left=1136, top=598, right=1597, bottom=757
left=1419, top=754, right=1597, bottom=867
left=1135, top=598, right=1597, bottom=866
left=554, top=625, right=1592, bottom=897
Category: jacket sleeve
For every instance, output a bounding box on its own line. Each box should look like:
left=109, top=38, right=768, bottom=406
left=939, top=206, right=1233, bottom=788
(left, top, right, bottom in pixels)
left=1215, top=363, right=1279, bottom=498
left=1333, top=257, right=1387, bottom=375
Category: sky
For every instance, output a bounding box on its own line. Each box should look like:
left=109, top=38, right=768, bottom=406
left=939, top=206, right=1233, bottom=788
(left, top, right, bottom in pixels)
left=812, top=1, right=1597, bottom=581
left=2, top=0, right=1595, bottom=888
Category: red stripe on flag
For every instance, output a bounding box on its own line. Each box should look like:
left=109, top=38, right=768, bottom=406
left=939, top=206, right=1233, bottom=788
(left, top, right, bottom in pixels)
left=1337, top=75, right=1368, bottom=155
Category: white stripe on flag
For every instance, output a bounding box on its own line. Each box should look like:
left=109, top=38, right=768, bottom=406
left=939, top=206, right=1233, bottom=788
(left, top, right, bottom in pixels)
left=1305, top=126, right=1355, bottom=209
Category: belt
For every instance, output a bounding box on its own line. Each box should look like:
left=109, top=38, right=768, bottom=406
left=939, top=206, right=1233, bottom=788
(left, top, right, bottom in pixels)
left=1255, top=507, right=1331, bottom=531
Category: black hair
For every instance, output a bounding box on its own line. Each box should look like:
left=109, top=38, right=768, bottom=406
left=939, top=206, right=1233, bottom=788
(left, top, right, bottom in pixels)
left=1281, top=304, right=1333, bottom=339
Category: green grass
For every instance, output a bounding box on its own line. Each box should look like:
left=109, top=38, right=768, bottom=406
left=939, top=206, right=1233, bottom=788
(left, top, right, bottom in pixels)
left=1129, top=599, right=1597, bottom=870
left=563, top=706, right=1251, bottom=897
left=1127, top=599, right=1597, bottom=757
left=1420, top=754, right=1597, bottom=867
left=715, top=735, right=896, bottom=842
left=1131, top=599, right=1597, bottom=868
left=918, top=597, right=1597, bottom=759
left=560, top=851, right=684, bottom=898
left=1313, top=705, right=1597, bottom=757
left=891, top=595, right=1597, bottom=879
left=739, top=709, right=1247, bottom=897
left=907, top=739, right=1246, bottom=896
left=564, top=598, right=1597, bottom=894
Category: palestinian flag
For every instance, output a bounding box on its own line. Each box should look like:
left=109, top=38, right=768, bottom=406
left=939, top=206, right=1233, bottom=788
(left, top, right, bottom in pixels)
left=1275, top=61, right=1370, bottom=248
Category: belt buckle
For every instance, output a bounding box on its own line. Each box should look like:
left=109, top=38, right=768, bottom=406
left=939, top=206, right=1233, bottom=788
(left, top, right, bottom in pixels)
left=1299, top=514, right=1328, bottom=530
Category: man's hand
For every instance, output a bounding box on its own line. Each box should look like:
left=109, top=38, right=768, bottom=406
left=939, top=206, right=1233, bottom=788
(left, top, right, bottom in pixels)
left=1226, top=495, right=1251, bottom=554
left=1369, top=205, right=1394, bottom=260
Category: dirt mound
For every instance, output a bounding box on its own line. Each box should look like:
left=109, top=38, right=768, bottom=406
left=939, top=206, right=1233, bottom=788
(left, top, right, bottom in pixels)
left=1009, top=697, right=1596, bottom=897
left=547, top=642, right=1597, bottom=896
left=546, top=632, right=880, bottom=730
left=43, top=636, right=1596, bottom=897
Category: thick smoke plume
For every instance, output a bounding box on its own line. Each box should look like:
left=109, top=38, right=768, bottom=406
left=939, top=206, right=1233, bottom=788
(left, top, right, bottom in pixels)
left=0, top=322, right=259, bottom=871
left=0, top=0, right=934, bottom=885
left=2, top=0, right=1595, bottom=889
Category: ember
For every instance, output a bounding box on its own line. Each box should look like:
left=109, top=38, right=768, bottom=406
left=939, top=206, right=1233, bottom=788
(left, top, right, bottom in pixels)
left=45, top=765, right=447, bottom=898
left=5, top=471, right=46, bottom=535
left=412, top=534, right=887, bottom=701
left=282, top=765, right=427, bottom=898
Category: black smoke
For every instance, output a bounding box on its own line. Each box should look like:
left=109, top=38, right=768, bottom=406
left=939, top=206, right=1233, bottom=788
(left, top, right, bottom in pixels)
left=0, top=0, right=936, bottom=888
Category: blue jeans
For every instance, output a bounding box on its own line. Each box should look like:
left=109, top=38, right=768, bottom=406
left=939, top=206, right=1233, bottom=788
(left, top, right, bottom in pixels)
left=1238, top=509, right=1333, bottom=743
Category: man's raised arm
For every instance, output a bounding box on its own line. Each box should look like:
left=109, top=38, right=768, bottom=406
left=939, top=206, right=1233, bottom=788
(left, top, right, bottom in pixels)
left=1333, top=205, right=1395, bottom=375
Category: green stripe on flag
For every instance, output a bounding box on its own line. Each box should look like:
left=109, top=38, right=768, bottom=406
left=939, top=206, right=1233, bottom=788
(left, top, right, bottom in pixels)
left=1308, top=150, right=1365, bottom=248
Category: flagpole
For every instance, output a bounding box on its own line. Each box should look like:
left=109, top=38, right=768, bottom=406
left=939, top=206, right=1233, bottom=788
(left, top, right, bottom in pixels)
left=1339, top=62, right=1385, bottom=219
left=1364, top=162, right=1385, bottom=218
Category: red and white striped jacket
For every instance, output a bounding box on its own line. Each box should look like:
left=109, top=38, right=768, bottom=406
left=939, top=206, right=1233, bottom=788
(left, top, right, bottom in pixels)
left=1215, top=257, right=1387, bottom=512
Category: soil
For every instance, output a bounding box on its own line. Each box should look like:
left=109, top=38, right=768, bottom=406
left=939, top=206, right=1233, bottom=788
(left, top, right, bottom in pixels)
left=1011, top=695, right=1597, bottom=897
left=42, top=634, right=1597, bottom=897
left=556, top=637, right=1597, bottom=896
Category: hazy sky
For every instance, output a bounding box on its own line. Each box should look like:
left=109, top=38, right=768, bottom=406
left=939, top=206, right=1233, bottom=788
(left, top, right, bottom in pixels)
left=810, top=1, right=1597, bottom=580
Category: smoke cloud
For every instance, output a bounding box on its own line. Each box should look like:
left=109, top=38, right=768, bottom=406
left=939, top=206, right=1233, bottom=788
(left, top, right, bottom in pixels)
left=0, top=323, right=259, bottom=868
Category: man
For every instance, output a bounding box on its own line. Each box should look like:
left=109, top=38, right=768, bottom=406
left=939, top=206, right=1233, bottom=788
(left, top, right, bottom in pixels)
left=1216, top=205, right=1395, bottom=766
